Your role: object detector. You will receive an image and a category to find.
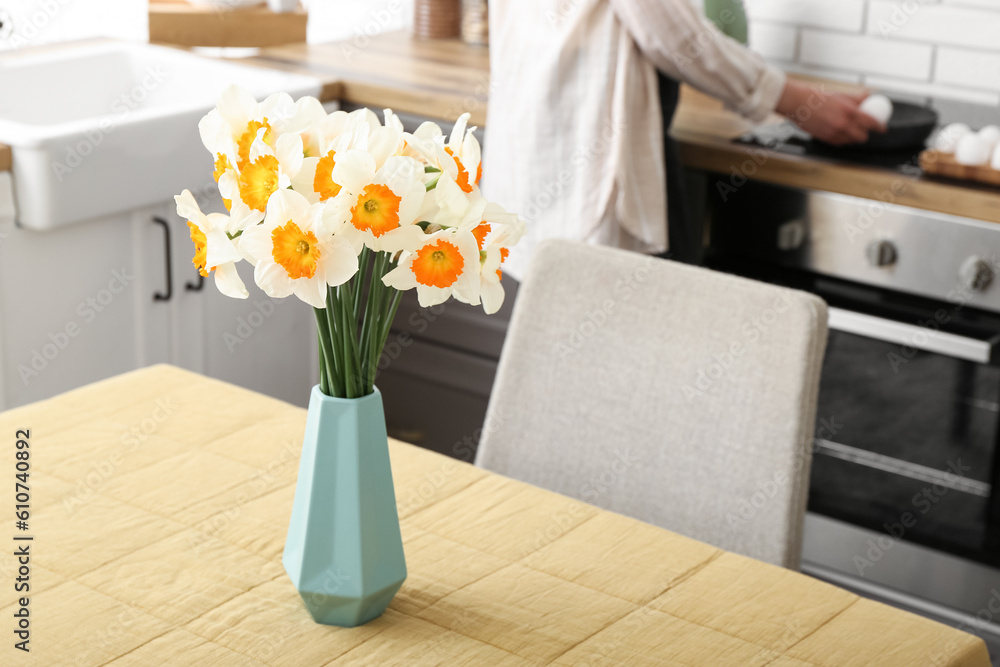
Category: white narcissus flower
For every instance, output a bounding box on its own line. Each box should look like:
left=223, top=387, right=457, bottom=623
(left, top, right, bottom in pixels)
left=382, top=228, right=481, bottom=308
left=199, top=85, right=324, bottom=174
left=291, top=109, right=407, bottom=206
left=420, top=168, right=487, bottom=230
left=182, top=92, right=528, bottom=319
left=404, top=113, right=482, bottom=195
left=402, top=120, right=445, bottom=166
left=174, top=189, right=248, bottom=299
left=299, top=106, right=369, bottom=159
left=200, top=85, right=324, bottom=213
left=366, top=109, right=407, bottom=168
left=326, top=151, right=427, bottom=254
left=289, top=109, right=376, bottom=206
left=443, top=112, right=482, bottom=192
left=219, top=130, right=305, bottom=221
left=239, top=189, right=359, bottom=309
left=462, top=203, right=528, bottom=314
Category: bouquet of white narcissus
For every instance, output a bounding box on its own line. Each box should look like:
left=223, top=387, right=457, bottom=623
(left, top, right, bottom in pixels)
left=176, top=85, right=525, bottom=399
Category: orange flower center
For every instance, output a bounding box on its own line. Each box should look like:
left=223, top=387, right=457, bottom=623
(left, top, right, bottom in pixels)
left=313, top=151, right=342, bottom=201
left=498, top=247, right=509, bottom=281
left=213, top=153, right=231, bottom=182
left=412, top=239, right=465, bottom=288
left=444, top=146, right=473, bottom=193
left=188, top=221, right=212, bottom=278
left=236, top=118, right=273, bottom=170
left=351, top=184, right=402, bottom=237
left=213, top=153, right=233, bottom=210
left=271, top=220, right=321, bottom=280
left=239, top=154, right=279, bottom=212
left=472, top=222, right=490, bottom=251
left=476, top=163, right=482, bottom=185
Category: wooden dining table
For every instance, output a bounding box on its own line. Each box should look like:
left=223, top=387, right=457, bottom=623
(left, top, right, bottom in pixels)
left=0, top=365, right=991, bottom=665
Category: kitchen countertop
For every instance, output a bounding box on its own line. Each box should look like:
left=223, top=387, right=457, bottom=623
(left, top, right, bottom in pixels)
left=248, top=32, right=1000, bottom=224
left=672, top=86, right=1000, bottom=223
left=4, top=32, right=997, bottom=223
left=249, top=34, right=490, bottom=126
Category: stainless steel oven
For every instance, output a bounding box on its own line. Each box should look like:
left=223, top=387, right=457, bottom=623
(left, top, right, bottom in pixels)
left=706, top=180, right=1000, bottom=650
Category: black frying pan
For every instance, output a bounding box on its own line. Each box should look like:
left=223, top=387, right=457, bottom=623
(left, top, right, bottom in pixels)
left=816, top=100, right=939, bottom=151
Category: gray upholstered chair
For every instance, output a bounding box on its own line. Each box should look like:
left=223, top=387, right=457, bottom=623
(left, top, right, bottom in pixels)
left=475, top=240, right=828, bottom=568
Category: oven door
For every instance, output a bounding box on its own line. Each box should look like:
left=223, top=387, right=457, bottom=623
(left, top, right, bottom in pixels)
left=812, top=304, right=1000, bottom=564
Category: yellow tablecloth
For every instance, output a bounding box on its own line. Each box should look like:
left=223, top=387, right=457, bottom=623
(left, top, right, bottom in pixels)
left=0, top=365, right=990, bottom=666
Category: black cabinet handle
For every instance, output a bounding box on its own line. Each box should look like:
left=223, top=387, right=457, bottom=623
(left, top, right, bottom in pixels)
left=152, top=216, right=172, bottom=302
left=186, top=273, right=205, bottom=292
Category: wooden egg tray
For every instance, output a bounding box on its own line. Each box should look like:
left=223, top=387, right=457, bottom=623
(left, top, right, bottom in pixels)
left=919, top=149, right=1000, bottom=187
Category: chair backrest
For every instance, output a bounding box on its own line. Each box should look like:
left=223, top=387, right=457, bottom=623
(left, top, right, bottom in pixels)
left=475, top=240, right=828, bottom=568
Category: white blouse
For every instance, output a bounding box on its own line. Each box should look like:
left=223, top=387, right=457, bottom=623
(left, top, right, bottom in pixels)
left=482, top=0, right=786, bottom=280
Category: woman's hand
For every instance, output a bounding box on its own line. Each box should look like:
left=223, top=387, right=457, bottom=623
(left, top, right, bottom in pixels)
left=775, top=79, right=886, bottom=145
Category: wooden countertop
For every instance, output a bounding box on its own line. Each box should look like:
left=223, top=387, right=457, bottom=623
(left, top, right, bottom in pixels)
left=248, top=32, right=999, bottom=224
left=5, top=32, right=997, bottom=223
left=250, top=35, right=490, bottom=126
left=672, top=86, right=1000, bottom=223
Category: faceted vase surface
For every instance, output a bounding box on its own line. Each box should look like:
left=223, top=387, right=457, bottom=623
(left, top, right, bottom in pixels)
left=283, top=385, right=407, bottom=627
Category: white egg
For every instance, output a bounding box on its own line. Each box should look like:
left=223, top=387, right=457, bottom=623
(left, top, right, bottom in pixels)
left=991, top=142, right=1000, bottom=171
left=933, top=122, right=972, bottom=153
left=977, top=125, right=1000, bottom=151
left=859, top=94, right=893, bottom=125
left=955, top=134, right=991, bottom=166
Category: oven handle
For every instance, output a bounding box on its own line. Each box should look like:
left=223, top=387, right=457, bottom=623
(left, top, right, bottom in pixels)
left=827, top=307, right=995, bottom=364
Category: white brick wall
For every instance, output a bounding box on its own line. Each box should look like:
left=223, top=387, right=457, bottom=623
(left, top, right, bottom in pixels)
left=743, top=0, right=1000, bottom=108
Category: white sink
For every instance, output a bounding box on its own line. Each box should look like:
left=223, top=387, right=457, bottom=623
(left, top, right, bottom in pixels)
left=0, top=41, right=322, bottom=230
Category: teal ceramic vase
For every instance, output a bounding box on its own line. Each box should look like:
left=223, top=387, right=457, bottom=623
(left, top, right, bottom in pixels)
left=282, top=386, right=407, bottom=627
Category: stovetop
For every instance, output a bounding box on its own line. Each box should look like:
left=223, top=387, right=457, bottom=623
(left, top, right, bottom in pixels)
left=735, top=121, right=925, bottom=172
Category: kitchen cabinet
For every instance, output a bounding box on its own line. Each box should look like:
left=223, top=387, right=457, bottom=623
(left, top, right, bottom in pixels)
left=377, top=278, right=518, bottom=460
left=149, top=197, right=317, bottom=407
left=0, top=191, right=147, bottom=409
left=0, top=188, right=317, bottom=411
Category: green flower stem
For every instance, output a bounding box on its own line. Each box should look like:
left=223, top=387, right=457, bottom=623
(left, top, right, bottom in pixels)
left=315, top=250, right=403, bottom=399
left=367, top=252, right=390, bottom=390
left=325, top=287, right=347, bottom=398
left=377, top=256, right=401, bottom=346
left=339, top=282, right=363, bottom=398
left=313, top=308, right=342, bottom=397
left=316, top=329, right=329, bottom=396
left=327, top=286, right=352, bottom=398
left=353, top=247, right=371, bottom=322
left=360, top=252, right=385, bottom=389
left=372, top=289, right=402, bottom=389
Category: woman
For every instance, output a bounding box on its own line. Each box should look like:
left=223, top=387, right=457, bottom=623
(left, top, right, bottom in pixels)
left=483, top=0, right=883, bottom=276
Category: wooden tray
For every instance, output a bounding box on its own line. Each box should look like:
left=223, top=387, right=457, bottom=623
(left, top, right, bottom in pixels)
left=919, top=149, right=1000, bottom=187
left=149, top=2, right=308, bottom=48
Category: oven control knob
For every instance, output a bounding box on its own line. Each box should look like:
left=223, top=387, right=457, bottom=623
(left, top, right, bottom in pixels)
left=777, top=220, right=806, bottom=250
left=865, top=240, right=897, bottom=267
left=960, top=257, right=994, bottom=292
